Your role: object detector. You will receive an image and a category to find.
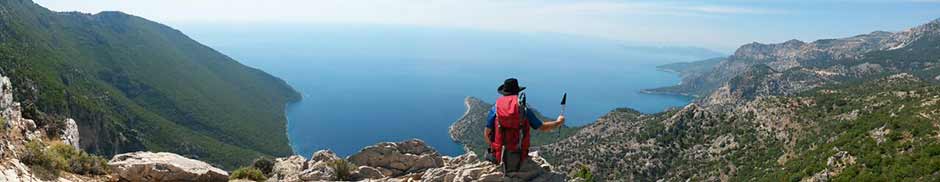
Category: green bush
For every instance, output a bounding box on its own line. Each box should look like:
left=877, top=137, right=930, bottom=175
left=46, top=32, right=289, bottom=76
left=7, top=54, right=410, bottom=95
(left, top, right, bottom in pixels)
left=46, top=142, right=110, bottom=175
left=570, top=164, right=594, bottom=182
left=67, top=153, right=109, bottom=175
left=21, top=141, right=59, bottom=180
left=328, top=159, right=356, bottom=181
left=0, top=116, right=6, bottom=131
left=230, top=167, right=267, bottom=181
left=251, top=157, right=274, bottom=176
left=20, top=141, right=110, bottom=178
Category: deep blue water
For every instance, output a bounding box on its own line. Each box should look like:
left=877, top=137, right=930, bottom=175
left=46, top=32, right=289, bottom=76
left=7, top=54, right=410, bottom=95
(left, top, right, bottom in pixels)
left=179, top=24, right=711, bottom=158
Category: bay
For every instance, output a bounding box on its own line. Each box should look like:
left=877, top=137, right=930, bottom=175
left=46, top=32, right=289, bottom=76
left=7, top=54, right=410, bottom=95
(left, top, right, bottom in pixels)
left=179, top=24, right=714, bottom=157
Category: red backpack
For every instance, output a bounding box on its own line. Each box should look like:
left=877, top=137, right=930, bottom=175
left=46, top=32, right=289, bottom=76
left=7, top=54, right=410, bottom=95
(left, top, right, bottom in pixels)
left=489, top=94, right=531, bottom=169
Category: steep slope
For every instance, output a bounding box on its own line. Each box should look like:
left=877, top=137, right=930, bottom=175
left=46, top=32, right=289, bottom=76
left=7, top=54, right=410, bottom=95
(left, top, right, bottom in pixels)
left=545, top=74, right=940, bottom=181
left=648, top=18, right=940, bottom=97
left=0, top=0, right=300, bottom=168
left=541, top=18, right=940, bottom=181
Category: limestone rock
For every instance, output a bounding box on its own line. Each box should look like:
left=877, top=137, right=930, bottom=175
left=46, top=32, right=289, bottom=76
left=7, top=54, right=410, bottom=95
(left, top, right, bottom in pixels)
left=347, top=139, right=444, bottom=177
left=108, top=151, right=228, bottom=182
left=268, top=150, right=351, bottom=182
left=414, top=151, right=565, bottom=182
left=286, top=140, right=568, bottom=181
left=269, top=155, right=306, bottom=182
left=0, top=159, right=43, bottom=182
left=310, top=150, right=340, bottom=163
left=298, top=158, right=336, bottom=181
left=60, top=118, right=80, bottom=149
left=355, top=166, right=385, bottom=179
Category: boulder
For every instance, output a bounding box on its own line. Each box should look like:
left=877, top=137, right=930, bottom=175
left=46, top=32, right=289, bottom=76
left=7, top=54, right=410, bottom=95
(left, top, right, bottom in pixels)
left=310, top=150, right=340, bottom=162
left=269, top=140, right=568, bottom=181
left=268, top=155, right=306, bottom=182
left=347, top=139, right=444, bottom=177
left=355, top=166, right=385, bottom=179
left=268, top=150, right=348, bottom=182
left=414, top=151, right=566, bottom=182
left=298, top=159, right=335, bottom=181
left=108, top=152, right=228, bottom=182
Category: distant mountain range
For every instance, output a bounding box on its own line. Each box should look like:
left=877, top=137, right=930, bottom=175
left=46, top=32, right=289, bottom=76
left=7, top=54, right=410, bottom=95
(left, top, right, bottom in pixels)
left=488, top=18, right=940, bottom=181
left=645, top=19, right=940, bottom=99
left=0, top=0, right=300, bottom=168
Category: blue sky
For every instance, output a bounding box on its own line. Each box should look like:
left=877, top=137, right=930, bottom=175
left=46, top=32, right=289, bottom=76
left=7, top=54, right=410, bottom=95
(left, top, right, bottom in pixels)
left=34, top=0, right=940, bottom=52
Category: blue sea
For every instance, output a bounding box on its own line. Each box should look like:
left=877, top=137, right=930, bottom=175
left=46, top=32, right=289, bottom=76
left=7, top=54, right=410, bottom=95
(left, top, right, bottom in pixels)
left=179, top=24, right=713, bottom=158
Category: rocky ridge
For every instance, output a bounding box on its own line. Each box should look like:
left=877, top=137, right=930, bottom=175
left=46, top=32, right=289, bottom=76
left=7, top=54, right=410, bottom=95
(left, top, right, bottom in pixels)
left=267, top=139, right=569, bottom=182
left=646, top=18, right=940, bottom=98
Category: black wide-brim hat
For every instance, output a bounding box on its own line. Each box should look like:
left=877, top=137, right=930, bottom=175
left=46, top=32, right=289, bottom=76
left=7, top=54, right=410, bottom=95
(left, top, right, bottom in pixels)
left=497, top=78, right=526, bottom=96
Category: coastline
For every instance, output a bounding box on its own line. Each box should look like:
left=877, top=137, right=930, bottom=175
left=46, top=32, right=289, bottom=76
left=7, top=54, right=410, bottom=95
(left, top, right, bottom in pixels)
left=638, top=66, right=700, bottom=98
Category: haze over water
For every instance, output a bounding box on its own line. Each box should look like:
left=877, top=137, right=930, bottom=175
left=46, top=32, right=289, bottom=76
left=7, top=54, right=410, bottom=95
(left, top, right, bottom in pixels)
left=180, top=24, right=716, bottom=157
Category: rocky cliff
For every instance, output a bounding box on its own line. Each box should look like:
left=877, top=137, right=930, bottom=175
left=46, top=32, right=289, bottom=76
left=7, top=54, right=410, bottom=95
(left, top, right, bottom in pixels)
left=0, top=73, right=113, bottom=181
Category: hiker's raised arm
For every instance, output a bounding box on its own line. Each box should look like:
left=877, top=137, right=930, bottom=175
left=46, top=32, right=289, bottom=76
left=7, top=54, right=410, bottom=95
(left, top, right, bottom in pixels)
left=538, top=115, right=565, bottom=131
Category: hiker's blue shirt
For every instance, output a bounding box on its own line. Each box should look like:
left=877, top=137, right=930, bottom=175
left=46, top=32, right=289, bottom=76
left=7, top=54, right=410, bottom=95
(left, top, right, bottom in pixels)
left=485, top=107, right=543, bottom=129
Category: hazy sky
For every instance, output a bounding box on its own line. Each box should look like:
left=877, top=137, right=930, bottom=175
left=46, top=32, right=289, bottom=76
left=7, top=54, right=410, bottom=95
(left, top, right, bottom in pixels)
left=34, top=0, right=940, bottom=52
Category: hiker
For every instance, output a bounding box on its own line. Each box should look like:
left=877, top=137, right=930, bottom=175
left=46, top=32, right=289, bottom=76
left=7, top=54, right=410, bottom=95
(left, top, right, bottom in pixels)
left=484, top=78, right=566, bottom=175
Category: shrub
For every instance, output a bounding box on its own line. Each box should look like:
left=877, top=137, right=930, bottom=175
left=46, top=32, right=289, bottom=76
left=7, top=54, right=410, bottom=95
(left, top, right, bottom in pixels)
left=230, top=167, right=267, bottom=181
left=570, top=164, right=594, bottom=182
left=47, top=142, right=79, bottom=167
left=21, top=141, right=59, bottom=180
left=251, top=157, right=274, bottom=176
left=328, top=159, right=356, bottom=181
left=47, top=142, right=110, bottom=175
left=0, top=116, right=6, bottom=131
left=20, top=141, right=110, bottom=178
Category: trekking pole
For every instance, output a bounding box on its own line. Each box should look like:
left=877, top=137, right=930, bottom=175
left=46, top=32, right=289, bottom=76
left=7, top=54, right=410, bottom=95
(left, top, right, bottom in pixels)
left=558, top=93, right=566, bottom=134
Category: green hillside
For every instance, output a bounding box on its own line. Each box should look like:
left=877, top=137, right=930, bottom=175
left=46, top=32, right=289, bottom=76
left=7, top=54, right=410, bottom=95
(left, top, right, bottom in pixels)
left=0, top=0, right=300, bottom=169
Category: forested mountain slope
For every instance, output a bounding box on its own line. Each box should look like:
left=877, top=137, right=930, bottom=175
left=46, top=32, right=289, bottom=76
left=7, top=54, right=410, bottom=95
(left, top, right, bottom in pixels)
left=0, top=0, right=300, bottom=168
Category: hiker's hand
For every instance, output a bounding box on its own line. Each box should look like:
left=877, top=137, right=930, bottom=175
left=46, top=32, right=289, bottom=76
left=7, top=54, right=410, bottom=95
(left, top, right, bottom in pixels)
left=557, top=115, right=566, bottom=124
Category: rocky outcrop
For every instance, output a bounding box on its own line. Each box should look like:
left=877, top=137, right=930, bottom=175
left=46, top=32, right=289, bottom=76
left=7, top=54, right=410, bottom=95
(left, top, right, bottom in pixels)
left=0, top=74, right=50, bottom=181
left=0, top=159, right=44, bottom=182
left=108, top=151, right=229, bottom=182
left=269, top=139, right=569, bottom=182
left=270, top=155, right=307, bottom=181
left=0, top=75, right=42, bottom=159
left=419, top=151, right=566, bottom=182
left=60, top=118, right=80, bottom=149
left=347, top=139, right=445, bottom=177
left=0, top=74, right=108, bottom=181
